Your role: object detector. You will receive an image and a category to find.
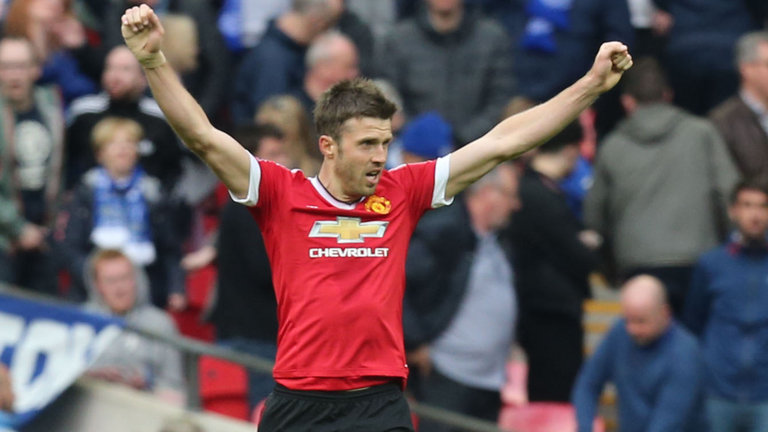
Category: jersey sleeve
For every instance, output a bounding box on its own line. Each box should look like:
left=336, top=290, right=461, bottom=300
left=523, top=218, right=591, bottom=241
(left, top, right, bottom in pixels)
left=229, top=154, right=261, bottom=206
left=228, top=154, right=292, bottom=214
left=390, top=155, right=454, bottom=217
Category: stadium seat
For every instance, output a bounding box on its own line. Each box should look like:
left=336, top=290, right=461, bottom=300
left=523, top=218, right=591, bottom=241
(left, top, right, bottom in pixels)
left=198, top=355, right=250, bottom=420
left=498, top=402, right=605, bottom=432
left=252, top=398, right=267, bottom=425
left=170, top=265, right=216, bottom=342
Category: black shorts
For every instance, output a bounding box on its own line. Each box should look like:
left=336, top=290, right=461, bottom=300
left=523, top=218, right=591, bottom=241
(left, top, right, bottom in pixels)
left=258, top=382, right=415, bottom=432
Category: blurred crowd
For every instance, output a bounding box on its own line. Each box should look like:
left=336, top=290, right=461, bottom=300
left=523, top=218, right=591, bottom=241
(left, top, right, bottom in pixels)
left=0, top=0, right=768, bottom=430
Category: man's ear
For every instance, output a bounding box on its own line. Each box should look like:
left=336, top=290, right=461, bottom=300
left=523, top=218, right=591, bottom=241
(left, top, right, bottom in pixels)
left=319, top=135, right=336, bottom=159
left=620, top=94, right=637, bottom=114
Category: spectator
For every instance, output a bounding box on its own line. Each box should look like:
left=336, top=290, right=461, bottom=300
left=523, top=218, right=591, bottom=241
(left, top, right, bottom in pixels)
left=684, top=180, right=768, bottom=432
left=233, top=0, right=343, bottom=125
left=3, top=0, right=97, bottom=103
left=334, top=3, right=374, bottom=78
left=379, top=0, right=514, bottom=144
left=0, top=362, right=13, bottom=412
left=217, top=0, right=290, bottom=53
left=627, top=0, right=664, bottom=59
left=102, top=0, right=230, bottom=119
left=572, top=275, right=705, bottom=432
left=209, top=124, right=290, bottom=408
left=59, top=117, right=184, bottom=308
left=404, top=163, right=520, bottom=430
left=399, top=112, right=453, bottom=164
left=159, top=15, right=199, bottom=77
left=66, top=45, right=183, bottom=191
left=507, top=121, right=600, bottom=402
left=255, top=95, right=320, bottom=176
left=710, top=31, right=768, bottom=184
left=345, top=0, right=397, bottom=42
left=0, top=37, right=64, bottom=296
left=584, top=58, right=740, bottom=314
left=508, top=0, right=633, bottom=103
left=652, top=0, right=763, bottom=116
left=292, top=30, right=359, bottom=115
left=483, top=0, right=633, bottom=136
left=85, top=248, right=185, bottom=405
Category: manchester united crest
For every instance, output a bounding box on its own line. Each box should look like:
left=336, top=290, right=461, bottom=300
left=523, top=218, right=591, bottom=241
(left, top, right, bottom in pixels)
left=365, top=195, right=391, bottom=215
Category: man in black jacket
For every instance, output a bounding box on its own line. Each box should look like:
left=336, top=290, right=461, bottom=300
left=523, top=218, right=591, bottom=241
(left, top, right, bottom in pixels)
left=65, top=46, right=183, bottom=191
left=404, top=163, right=520, bottom=430
left=208, top=124, right=288, bottom=407
left=508, top=121, right=600, bottom=402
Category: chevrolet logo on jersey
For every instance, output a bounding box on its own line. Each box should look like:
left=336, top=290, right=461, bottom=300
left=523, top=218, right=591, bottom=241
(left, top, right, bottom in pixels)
left=309, top=217, right=388, bottom=244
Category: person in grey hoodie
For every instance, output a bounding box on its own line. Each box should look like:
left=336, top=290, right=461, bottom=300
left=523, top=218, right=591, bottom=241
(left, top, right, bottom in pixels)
left=584, top=58, right=740, bottom=315
left=84, top=248, right=186, bottom=405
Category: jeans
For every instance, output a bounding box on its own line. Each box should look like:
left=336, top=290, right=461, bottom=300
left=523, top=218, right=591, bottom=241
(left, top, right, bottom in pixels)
left=707, top=397, right=768, bottom=432
left=218, top=337, right=277, bottom=408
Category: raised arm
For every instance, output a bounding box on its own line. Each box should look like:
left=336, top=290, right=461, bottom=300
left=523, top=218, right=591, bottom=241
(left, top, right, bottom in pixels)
left=446, top=42, right=632, bottom=198
left=120, top=5, right=250, bottom=197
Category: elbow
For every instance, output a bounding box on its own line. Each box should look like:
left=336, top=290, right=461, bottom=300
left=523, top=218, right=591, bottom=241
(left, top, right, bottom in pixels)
left=183, top=127, right=215, bottom=155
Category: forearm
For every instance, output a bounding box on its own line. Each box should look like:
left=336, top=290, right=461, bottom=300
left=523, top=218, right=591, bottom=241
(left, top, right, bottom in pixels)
left=143, top=59, right=214, bottom=154
left=487, top=74, right=601, bottom=159
left=0, top=188, right=26, bottom=241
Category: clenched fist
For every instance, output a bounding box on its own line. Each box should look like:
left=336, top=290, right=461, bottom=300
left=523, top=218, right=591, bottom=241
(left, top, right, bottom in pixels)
left=120, top=4, right=166, bottom=69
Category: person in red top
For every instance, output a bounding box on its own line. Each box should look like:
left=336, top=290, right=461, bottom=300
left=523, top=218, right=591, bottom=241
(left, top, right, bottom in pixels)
left=119, top=4, right=633, bottom=431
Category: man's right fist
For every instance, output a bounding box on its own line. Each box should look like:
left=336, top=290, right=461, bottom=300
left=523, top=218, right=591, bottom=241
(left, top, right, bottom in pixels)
left=121, top=4, right=166, bottom=69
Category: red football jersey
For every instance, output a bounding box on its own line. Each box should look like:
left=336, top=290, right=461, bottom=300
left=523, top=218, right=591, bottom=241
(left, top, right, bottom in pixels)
left=231, top=155, right=452, bottom=390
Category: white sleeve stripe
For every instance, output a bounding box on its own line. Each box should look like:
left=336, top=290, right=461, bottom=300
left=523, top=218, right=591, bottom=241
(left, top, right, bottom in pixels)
left=228, top=154, right=261, bottom=206
left=431, top=155, right=454, bottom=208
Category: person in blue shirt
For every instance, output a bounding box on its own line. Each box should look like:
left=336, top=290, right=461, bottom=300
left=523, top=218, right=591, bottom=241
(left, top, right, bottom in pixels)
left=572, top=275, right=705, bottom=432
left=684, top=180, right=768, bottom=432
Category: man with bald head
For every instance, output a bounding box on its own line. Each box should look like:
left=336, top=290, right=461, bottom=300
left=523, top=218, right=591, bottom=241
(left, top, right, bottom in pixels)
left=572, top=275, right=704, bottom=432
left=293, top=30, right=359, bottom=114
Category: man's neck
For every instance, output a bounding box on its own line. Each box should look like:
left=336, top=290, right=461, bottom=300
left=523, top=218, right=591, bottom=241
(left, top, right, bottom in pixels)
left=741, top=86, right=768, bottom=114
left=737, top=231, right=768, bottom=248
left=531, top=157, right=566, bottom=181
left=9, top=96, right=34, bottom=113
left=317, top=164, right=360, bottom=203
left=428, top=7, right=463, bottom=33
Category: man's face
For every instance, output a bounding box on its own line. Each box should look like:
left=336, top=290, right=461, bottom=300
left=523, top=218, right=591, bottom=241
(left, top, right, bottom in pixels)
left=256, top=136, right=293, bottom=168
left=102, top=47, right=146, bottom=101
left=95, top=257, right=137, bottom=315
left=330, top=117, right=392, bottom=200
left=474, top=165, right=521, bottom=231
left=0, top=40, right=39, bottom=106
left=730, top=189, right=768, bottom=242
left=622, top=298, right=669, bottom=346
left=97, top=129, right=139, bottom=179
left=742, top=42, right=768, bottom=103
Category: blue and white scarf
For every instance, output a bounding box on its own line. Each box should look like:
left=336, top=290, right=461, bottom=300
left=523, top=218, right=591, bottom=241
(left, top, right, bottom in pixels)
left=90, top=167, right=155, bottom=266
left=521, top=0, right=573, bottom=53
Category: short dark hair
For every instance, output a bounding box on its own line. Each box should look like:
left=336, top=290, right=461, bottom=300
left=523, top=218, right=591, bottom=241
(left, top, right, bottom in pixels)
left=730, top=179, right=768, bottom=204
left=233, top=122, right=285, bottom=155
left=314, top=78, right=397, bottom=141
left=622, top=57, right=669, bottom=104
left=538, top=120, right=583, bottom=154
